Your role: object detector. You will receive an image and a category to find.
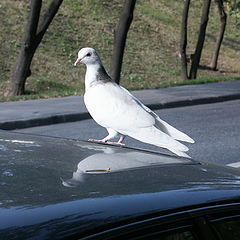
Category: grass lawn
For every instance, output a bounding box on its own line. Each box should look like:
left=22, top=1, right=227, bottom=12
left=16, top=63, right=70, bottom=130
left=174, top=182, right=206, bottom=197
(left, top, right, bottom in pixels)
left=0, top=0, right=239, bottom=101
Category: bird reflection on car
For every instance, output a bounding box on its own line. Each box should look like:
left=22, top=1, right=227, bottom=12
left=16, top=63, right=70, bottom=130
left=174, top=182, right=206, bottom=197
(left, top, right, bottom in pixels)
left=61, top=144, right=191, bottom=188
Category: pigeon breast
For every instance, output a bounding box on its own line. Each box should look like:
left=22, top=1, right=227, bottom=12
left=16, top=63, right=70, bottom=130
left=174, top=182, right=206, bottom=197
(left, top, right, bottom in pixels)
left=84, top=82, right=155, bottom=133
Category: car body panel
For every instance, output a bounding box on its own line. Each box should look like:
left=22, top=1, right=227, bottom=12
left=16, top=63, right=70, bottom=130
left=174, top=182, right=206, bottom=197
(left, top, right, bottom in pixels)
left=0, top=131, right=240, bottom=239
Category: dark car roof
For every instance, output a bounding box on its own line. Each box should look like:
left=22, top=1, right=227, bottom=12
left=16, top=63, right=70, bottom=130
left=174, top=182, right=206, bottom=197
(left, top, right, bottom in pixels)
left=0, top=131, right=240, bottom=239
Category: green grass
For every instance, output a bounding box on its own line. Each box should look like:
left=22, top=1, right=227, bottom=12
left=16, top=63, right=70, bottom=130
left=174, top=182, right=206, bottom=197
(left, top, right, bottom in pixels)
left=0, top=0, right=239, bottom=101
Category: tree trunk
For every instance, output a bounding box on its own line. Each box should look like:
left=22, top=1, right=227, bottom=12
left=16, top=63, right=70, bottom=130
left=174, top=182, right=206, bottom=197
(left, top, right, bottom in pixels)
left=180, top=0, right=191, bottom=80
left=4, top=0, right=63, bottom=96
left=190, top=0, right=211, bottom=79
left=6, top=47, right=36, bottom=95
left=210, top=0, right=227, bottom=70
left=110, top=0, right=136, bottom=84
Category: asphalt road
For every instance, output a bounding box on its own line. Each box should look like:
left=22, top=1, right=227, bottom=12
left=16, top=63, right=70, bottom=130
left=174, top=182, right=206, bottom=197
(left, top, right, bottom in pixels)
left=14, top=100, right=240, bottom=166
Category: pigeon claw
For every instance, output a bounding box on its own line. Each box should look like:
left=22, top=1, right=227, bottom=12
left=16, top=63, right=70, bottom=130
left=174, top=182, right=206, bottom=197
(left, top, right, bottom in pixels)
left=88, top=139, right=106, bottom=143
left=88, top=139, right=125, bottom=146
left=106, top=141, right=125, bottom=146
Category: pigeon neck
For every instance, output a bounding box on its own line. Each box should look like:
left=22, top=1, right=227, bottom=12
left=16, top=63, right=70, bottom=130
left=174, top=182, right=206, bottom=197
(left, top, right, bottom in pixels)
left=85, top=63, right=110, bottom=90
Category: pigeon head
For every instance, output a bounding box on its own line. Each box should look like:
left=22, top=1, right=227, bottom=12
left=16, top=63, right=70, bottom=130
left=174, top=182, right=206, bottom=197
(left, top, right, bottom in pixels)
left=74, top=47, right=101, bottom=66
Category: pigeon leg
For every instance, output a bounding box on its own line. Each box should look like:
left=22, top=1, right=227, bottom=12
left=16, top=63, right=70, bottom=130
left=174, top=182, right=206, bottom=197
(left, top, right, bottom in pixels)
left=117, top=135, right=126, bottom=145
left=105, top=134, right=125, bottom=146
left=88, top=129, right=125, bottom=146
left=88, top=128, right=118, bottom=143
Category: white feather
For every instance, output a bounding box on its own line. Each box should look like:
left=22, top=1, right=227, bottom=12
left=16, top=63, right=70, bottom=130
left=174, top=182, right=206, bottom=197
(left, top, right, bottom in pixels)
left=75, top=47, right=195, bottom=157
left=120, top=86, right=195, bottom=143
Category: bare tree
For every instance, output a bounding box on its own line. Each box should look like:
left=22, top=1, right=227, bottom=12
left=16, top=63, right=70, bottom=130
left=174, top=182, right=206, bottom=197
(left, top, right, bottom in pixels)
left=4, top=0, right=63, bottom=96
left=110, top=0, right=136, bottom=84
left=190, top=0, right=212, bottom=79
left=210, top=0, right=227, bottom=70
left=180, top=0, right=191, bottom=80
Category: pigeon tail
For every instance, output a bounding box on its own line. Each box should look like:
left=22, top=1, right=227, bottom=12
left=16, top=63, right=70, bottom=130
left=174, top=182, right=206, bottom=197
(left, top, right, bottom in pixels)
left=155, top=118, right=195, bottom=143
left=119, top=86, right=195, bottom=144
left=166, top=148, right=191, bottom=158
left=126, top=126, right=190, bottom=157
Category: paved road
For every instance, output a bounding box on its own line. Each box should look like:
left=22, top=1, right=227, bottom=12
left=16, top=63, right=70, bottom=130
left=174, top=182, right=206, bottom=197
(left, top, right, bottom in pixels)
left=14, top=100, right=240, bottom=166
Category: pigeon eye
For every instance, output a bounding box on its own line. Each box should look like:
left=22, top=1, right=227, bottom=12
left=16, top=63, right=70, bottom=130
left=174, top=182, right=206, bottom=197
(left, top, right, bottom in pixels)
left=86, top=53, right=91, bottom=57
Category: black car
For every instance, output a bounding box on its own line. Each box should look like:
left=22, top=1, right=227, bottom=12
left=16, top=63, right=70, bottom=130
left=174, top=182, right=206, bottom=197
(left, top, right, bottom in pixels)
left=0, top=131, right=240, bottom=240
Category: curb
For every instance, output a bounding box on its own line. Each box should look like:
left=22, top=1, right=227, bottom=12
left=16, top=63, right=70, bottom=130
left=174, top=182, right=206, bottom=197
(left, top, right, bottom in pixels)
left=1, top=93, right=240, bottom=131
left=148, top=93, right=240, bottom=110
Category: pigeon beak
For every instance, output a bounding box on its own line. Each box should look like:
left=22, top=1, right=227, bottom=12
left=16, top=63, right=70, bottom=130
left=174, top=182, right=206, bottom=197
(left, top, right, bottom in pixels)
left=74, top=57, right=82, bottom=66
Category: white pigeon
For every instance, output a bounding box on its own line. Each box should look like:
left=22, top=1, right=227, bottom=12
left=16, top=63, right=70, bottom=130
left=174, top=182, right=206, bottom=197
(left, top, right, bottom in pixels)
left=74, top=47, right=194, bottom=158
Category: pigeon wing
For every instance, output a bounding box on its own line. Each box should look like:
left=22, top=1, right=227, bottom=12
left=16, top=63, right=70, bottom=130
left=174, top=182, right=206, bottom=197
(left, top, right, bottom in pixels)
left=120, top=86, right=195, bottom=143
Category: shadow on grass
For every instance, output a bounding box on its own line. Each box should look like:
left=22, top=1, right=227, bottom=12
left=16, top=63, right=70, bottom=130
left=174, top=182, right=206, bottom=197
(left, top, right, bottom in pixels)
left=206, top=33, right=240, bottom=51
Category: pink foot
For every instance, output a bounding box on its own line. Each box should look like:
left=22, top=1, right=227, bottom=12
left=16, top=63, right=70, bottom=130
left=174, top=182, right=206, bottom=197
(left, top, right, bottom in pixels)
left=88, top=139, right=125, bottom=146
left=88, top=139, right=106, bottom=143
left=106, top=141, right=125, bottom=146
